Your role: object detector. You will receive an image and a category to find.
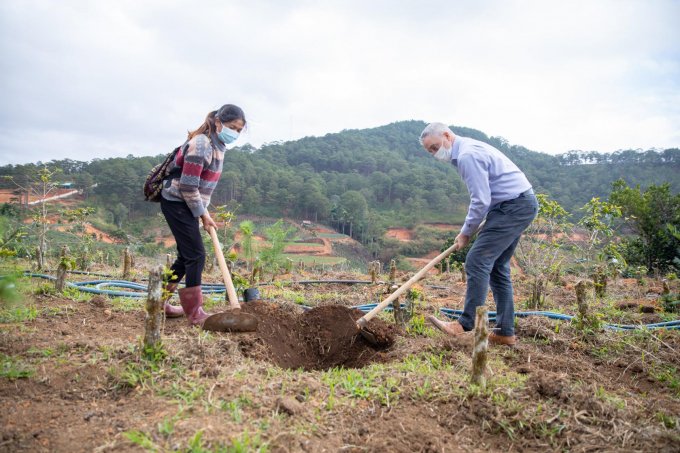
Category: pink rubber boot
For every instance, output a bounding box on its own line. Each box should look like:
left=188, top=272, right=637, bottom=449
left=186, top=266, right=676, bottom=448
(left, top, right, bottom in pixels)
left=177, top=286, right=211, bottom=326
left=162, top=282, right=184, bottom=318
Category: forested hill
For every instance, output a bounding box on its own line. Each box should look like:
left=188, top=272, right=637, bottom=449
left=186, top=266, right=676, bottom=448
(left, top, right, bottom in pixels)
left=1, top=120, right=678, bottom=245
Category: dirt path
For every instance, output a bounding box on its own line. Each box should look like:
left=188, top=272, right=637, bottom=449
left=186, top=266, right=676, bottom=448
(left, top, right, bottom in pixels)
left=386, top=228, right=414, bottom=241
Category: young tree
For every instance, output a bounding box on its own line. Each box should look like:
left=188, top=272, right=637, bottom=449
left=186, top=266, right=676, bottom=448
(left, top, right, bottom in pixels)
left=6, top=167, right=60, bottom=269
left=515, top=195, right=571, bottom=308
left=60, top=207, right=96, bottom=270
left=609, top=179, right=680, bottom=271
left=258, top=220, right=297, bottom=276
left=239, top=220, right=257, bottom=271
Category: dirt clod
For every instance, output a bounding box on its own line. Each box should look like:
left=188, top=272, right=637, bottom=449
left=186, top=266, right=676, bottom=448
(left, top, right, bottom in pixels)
left=276, top=396, right=302, bottom=415
left=526, top=373, right=569, bottom=400
left=89, top=295, right=107, bottom=308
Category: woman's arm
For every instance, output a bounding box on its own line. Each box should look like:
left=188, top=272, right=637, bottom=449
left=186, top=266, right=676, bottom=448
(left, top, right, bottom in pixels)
left=178, top=135, right=213, bottom=218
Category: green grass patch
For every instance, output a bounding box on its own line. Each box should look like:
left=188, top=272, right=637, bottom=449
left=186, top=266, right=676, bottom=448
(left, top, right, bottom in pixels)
left=282, top=255, right=345, bottom=265
left=0, top=354, right=35, bottom=380
left=316, top=233, right=347, bottom=239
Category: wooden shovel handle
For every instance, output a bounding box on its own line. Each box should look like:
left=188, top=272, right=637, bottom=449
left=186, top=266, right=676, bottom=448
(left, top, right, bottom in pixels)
left=208, top=226, right=240, bottom=311
left=356, top=223, right=483, bottom=328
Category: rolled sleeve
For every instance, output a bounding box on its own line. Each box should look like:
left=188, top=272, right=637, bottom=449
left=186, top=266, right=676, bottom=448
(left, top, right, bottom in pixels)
left=457, top=152, right=491, bottom=236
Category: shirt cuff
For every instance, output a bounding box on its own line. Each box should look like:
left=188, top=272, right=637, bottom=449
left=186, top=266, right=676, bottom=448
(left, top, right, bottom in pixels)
left=461, top=223, right=478, bottom=237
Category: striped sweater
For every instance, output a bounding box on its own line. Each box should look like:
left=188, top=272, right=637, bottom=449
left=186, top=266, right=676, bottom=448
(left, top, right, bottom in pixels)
left=161, top=133, right=226, bottom=217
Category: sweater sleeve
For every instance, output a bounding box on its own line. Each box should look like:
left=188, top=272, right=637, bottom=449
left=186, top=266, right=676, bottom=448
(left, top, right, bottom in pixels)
left=178, top=135, right=213, bottom=217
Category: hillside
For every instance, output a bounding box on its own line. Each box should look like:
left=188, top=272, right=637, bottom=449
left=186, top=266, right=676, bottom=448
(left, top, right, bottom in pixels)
left=1, top=120, right=678, bottom=265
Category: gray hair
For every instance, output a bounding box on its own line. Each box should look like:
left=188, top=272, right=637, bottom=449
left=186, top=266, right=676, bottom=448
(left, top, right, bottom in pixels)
left=419, top=122, right=451, bottom=145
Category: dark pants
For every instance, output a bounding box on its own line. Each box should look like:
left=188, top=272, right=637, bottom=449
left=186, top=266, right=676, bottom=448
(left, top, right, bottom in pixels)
left=160, top=197, right=205, bottom=288
left=458, top=193, right=538, bottom=336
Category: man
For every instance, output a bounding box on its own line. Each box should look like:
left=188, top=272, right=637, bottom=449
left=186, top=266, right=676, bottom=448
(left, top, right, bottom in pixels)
left=420, top=123, right=537, bottom=346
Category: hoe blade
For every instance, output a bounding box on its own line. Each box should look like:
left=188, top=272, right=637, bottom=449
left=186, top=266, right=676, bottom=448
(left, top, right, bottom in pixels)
left=359, top=326, right=377, bottom=345
left=202, top=311, right=258, bottom=332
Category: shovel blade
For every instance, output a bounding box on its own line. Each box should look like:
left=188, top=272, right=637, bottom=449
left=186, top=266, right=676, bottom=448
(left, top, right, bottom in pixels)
left=202, top=311, right=258, bottom=332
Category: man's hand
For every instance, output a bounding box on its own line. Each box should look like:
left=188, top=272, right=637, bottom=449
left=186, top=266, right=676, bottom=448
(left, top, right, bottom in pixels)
left=454, top=232, right=470, bottom=250
left=200, top=212, right=218, bottom=233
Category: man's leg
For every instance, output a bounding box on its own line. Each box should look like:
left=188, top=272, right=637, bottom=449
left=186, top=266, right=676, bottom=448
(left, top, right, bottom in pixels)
left=489, top=235, right=522, bottom=336
left=457, top=210, right=525, bottom=331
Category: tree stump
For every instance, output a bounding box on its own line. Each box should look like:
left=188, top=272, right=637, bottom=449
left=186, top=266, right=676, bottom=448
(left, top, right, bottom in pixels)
left=55, top=246, right=70, bottom=293
left=593, top=272, right=607, bottom=298
left=143, top=265, right=164, bottom=359
left=166, top=254, right=172, bottom=269
left=388, top=260, right=396, bottom=284
left=368, top=261, right=380, bottom=284
left=471, top=306, right=489, bottom=387
left=123, top=246, right=132, bottom=280
left=662, top=280, right=670, bottom=296
left=386, top=284, right=405, bottom=327
left=80, top=248, right=89, bottom=272
left=576, top=280, right=587, bottom=318
left=36, top=246, right=45, bottom=271
left=531, top=278, right=545, bottom=308
left=461, top=264, right=467, bottom=283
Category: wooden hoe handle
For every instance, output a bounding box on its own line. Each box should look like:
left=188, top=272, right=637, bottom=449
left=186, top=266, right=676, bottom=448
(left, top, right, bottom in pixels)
left=356, top=224, right=484, bottom=328
left=208, top=226, right=240, bottom=311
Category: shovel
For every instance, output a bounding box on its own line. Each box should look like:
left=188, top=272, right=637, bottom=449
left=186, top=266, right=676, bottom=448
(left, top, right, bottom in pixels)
left=201, top=226, right=258, bottom=332
left=356, top=225, right=483, bottom=345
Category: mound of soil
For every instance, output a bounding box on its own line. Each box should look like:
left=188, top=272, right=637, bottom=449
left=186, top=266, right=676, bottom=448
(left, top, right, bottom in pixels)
left=239, top=301, right=397, bottom=371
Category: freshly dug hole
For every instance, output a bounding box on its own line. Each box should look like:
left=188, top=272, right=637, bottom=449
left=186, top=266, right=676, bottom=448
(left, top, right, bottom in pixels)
left=239, top=301, right=397, bottom=371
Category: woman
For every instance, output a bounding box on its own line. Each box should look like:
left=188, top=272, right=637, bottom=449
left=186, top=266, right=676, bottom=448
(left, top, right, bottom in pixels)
left=160, top=104, right=246, bottom=326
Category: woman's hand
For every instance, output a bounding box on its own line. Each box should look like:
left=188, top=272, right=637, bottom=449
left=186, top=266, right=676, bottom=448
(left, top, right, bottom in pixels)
left=200, top=213, right=218, bottom=233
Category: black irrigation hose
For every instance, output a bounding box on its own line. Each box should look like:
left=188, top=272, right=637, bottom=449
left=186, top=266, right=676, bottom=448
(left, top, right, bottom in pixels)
left=29, top=269, right=117, bottom=278
left=257, top=280, right=451, bottom=290
left=258, top=280, right=375, bottom=286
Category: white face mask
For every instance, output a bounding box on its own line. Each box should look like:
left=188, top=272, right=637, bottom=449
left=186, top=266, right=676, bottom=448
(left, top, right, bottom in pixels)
left=434, top=136, right=452, bottom=162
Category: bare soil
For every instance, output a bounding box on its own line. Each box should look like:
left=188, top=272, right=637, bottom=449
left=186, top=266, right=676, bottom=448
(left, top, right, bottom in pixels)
left=1, top=272, right=679, bottom=452
left=385, top=228, right=414, bottom=241
left=237, top=302, right=395, bottom=370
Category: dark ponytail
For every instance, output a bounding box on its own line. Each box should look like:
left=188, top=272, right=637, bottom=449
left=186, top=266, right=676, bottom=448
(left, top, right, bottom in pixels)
left=187, top=104, right=246, bottom=140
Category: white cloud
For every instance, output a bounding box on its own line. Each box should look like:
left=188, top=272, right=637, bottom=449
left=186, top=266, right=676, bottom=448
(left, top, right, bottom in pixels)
left=0, top=0, right=678, bottom=165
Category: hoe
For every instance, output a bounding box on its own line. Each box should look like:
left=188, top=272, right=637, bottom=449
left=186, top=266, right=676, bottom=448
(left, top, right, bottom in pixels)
left=201, top=227, right=259, bottom=332
left=357, top=224, right=482, bottom=345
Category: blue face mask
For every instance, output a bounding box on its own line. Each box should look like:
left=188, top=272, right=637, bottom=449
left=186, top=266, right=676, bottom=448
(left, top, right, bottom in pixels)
left=217, top=124, right=239, bottom=144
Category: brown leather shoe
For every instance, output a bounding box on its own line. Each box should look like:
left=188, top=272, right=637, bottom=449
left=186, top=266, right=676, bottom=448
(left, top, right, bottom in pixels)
left=427, top=316, right=466, bottom=336
left=489, top=331, right=516, bottom=347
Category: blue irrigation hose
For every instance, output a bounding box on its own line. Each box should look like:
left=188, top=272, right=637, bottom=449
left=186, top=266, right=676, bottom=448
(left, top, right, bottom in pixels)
left=345, top=302, right=680, bottom=331
left=17, top=273, right=680, bottom=330
left=22, top=273, right=229, bottom=298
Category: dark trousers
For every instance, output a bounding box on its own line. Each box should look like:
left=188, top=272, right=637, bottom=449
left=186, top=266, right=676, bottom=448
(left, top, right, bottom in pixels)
left=160, top=197, right=205, bottom=287
left=458, top=194, right=538, bottom=336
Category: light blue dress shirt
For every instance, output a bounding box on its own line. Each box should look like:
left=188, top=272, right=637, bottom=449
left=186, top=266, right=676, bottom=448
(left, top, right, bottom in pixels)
left=450, top=136, right=532, bottom=236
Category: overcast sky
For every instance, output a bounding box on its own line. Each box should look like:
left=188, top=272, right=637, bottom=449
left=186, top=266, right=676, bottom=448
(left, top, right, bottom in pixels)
left=1, top=0, right=679, bottom=166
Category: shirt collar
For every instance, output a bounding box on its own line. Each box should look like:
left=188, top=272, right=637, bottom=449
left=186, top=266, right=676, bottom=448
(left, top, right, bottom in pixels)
left=451, top=135, right=462, bottom=161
